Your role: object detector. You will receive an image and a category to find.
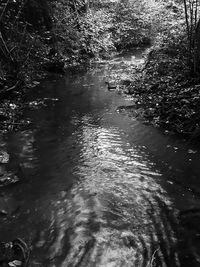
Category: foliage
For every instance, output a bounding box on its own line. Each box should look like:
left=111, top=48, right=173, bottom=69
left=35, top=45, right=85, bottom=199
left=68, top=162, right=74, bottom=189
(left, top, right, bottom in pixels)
left=53, top=2, right=115, bottom=60
left=0, top=0, right=178, bottom=86
left=112, top=0, right=152, bottom=50
left=117, top=0, right=200, bottom=138
left=78, top=10, right=115, bottom=57
left=111, top=0, right=179, bottom=50
left=0, top=0, right=53, bottom=88
left=183, top=0, right=200, bottom=73
left=116, top=41, right=200, bottom=138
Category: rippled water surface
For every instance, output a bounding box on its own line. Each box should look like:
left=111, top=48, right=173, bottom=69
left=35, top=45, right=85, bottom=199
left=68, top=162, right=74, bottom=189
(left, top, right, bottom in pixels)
left=1, top=50, right=200, bottom=266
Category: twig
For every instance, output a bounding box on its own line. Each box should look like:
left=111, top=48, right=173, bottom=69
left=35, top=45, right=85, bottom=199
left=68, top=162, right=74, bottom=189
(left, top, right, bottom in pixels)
left=147, top=248, right=159, bottom=267
left=0, top=121, right=23, bottom=125
left=0, top=80, right=21, bottom=95
left=0, top=31, right=14, bottom=62
left=0, top=0, right=10, bottom=22
left=16, top=22, right=28, bottom=59
left=20, top=43, right=34, bottom=69
left=72, top=0, right=80, bottom=28
left=11, top=0, right=27, bottom=33
left=0, top=43, right=8, bottom=61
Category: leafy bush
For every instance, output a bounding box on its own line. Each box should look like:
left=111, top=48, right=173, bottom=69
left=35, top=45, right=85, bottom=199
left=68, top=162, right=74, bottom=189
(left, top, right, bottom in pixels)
left=53, top=1, right=116, bottom=60
left=0, top=0, right=52, bottom=86
left=112, top=0, right=156, bottom=50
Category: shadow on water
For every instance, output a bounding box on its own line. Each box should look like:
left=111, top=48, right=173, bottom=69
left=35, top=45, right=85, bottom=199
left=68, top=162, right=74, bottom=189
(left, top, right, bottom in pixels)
left=1, top=49, right=200, bottom=266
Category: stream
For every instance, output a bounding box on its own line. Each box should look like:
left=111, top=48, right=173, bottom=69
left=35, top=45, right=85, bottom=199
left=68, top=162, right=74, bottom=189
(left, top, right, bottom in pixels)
left=1, top=48, right=200, bottom=267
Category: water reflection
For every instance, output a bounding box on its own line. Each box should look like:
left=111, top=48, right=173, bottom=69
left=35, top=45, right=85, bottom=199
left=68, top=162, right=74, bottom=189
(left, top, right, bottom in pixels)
left=35, top=117, right=180, bottom=267
left=1, top=50, right=200, bottom=266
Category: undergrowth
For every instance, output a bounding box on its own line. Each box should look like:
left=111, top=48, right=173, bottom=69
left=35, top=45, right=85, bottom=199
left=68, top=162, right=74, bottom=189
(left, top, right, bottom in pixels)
left=117, top=0, right=200, bottom=139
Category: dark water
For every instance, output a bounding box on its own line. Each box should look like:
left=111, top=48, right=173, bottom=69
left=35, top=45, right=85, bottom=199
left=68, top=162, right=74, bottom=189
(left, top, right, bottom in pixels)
left=1, top=49, right=200, bottom=266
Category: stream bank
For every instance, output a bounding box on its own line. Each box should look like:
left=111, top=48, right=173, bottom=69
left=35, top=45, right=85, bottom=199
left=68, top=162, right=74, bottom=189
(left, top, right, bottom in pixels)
left=114, top=44, right=200, bottom=140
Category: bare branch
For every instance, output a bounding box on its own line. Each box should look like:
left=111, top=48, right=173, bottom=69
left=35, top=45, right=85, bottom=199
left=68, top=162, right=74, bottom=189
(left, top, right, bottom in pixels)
left=0, top=0, right=10, bottom=22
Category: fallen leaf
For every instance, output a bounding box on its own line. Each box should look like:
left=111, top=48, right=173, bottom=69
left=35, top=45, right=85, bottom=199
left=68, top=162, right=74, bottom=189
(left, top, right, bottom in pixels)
left=188, top=149, right=197, bottom=154
left=8, top=260, right=22, bottom=267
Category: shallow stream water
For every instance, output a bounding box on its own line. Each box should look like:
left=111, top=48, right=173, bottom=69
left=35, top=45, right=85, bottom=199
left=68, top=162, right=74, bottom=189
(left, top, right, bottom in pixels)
left=1, top=49, right=200, bottom=266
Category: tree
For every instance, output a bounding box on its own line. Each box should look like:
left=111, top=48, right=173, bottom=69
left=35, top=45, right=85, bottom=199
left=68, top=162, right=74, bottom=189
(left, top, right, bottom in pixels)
left=183, top=0, right=200, bottom=74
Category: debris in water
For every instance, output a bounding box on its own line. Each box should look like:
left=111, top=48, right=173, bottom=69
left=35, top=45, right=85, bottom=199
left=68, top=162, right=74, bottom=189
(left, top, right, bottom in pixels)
left=188, top=149, right=197, bottom=154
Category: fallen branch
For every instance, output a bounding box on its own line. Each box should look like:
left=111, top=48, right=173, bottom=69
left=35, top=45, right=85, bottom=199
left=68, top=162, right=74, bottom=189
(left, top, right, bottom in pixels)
left=0, top=80, right=21, bottom=96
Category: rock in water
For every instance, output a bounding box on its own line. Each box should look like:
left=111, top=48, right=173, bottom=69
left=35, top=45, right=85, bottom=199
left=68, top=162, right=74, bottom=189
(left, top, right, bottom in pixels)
left=105, top=81, right=117, bottom=90
left=0, top=195, right=19, bottom=216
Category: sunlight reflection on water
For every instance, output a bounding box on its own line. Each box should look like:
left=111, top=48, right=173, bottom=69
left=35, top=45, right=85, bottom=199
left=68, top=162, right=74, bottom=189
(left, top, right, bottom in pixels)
left=45, top=116, right=179, bottom=267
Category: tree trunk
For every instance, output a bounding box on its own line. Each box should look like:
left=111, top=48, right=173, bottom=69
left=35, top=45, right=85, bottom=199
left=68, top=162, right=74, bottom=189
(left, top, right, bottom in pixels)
left=194, top=19, right=200, bottom=73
